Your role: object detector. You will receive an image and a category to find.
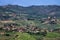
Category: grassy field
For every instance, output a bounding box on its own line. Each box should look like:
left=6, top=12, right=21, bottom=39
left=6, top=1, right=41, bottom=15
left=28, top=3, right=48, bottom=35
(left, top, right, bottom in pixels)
left=0, top=31, right=60, bottom=40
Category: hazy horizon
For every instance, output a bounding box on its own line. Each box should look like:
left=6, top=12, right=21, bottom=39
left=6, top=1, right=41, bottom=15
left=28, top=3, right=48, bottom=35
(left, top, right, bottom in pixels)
left=0, top=0, right=60, bottom=6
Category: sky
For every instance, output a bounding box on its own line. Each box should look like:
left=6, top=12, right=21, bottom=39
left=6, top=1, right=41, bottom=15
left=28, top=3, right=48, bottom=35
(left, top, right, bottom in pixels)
left=0, top=0, right=60, bottom=6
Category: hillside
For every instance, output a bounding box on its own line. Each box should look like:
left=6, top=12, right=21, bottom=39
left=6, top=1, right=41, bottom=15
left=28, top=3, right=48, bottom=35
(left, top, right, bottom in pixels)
left=0, top=5, right=60, bottom=20
left=0, top=5, right=60, bottom=40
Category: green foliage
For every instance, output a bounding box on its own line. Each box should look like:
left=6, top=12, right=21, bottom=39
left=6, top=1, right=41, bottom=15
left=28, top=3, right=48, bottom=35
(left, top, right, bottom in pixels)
left=45, top=32, right=60, bottom=38
left=31, top=34, right=43, bottom=40
left=15, top=32, right=36, bottom=40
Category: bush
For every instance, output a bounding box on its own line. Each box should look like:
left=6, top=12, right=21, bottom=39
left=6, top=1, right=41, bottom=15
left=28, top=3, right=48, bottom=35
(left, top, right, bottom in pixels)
left=15, top=32, right=36, bottom=40
left=5, top=34, right=10, bottom=36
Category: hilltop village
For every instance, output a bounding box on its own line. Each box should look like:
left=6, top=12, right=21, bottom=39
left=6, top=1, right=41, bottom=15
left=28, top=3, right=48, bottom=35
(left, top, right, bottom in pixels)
left=0, top=16, right=60, bottom=36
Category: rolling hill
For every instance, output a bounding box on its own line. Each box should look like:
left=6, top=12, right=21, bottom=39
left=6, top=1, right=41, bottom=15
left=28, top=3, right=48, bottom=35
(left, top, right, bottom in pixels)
left=0, top=5, right=60, bottom=20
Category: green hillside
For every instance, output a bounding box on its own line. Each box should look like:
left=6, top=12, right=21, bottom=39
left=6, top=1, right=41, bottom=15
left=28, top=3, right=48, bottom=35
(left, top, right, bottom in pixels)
left=0, top=5, right=60, bottom=40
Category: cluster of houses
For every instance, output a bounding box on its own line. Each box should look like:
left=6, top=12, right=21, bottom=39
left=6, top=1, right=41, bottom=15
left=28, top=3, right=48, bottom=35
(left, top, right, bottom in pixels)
left=40, top=16, right=58, bottom=24
left=0, top=22, right=60, bottom=34
left=0, top=16, right=60, bottom=35
left=0, top=23, right=48, bottom=33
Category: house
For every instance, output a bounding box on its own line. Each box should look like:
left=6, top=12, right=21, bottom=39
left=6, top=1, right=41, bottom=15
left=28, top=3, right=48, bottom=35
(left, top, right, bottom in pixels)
left=53, top=28, right=60, bottom=33
left=17, top=27, right=26, bottom=32
left=0, top=32, right=5, bottom=35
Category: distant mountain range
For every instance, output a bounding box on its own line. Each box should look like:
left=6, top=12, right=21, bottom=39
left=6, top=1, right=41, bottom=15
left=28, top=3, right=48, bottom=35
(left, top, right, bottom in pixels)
left=0, top=5, right=60, bottom=20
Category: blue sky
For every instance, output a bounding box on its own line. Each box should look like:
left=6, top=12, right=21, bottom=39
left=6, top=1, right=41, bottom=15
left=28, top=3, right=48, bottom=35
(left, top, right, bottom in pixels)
left=0, top=0, right=60, bottom=6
